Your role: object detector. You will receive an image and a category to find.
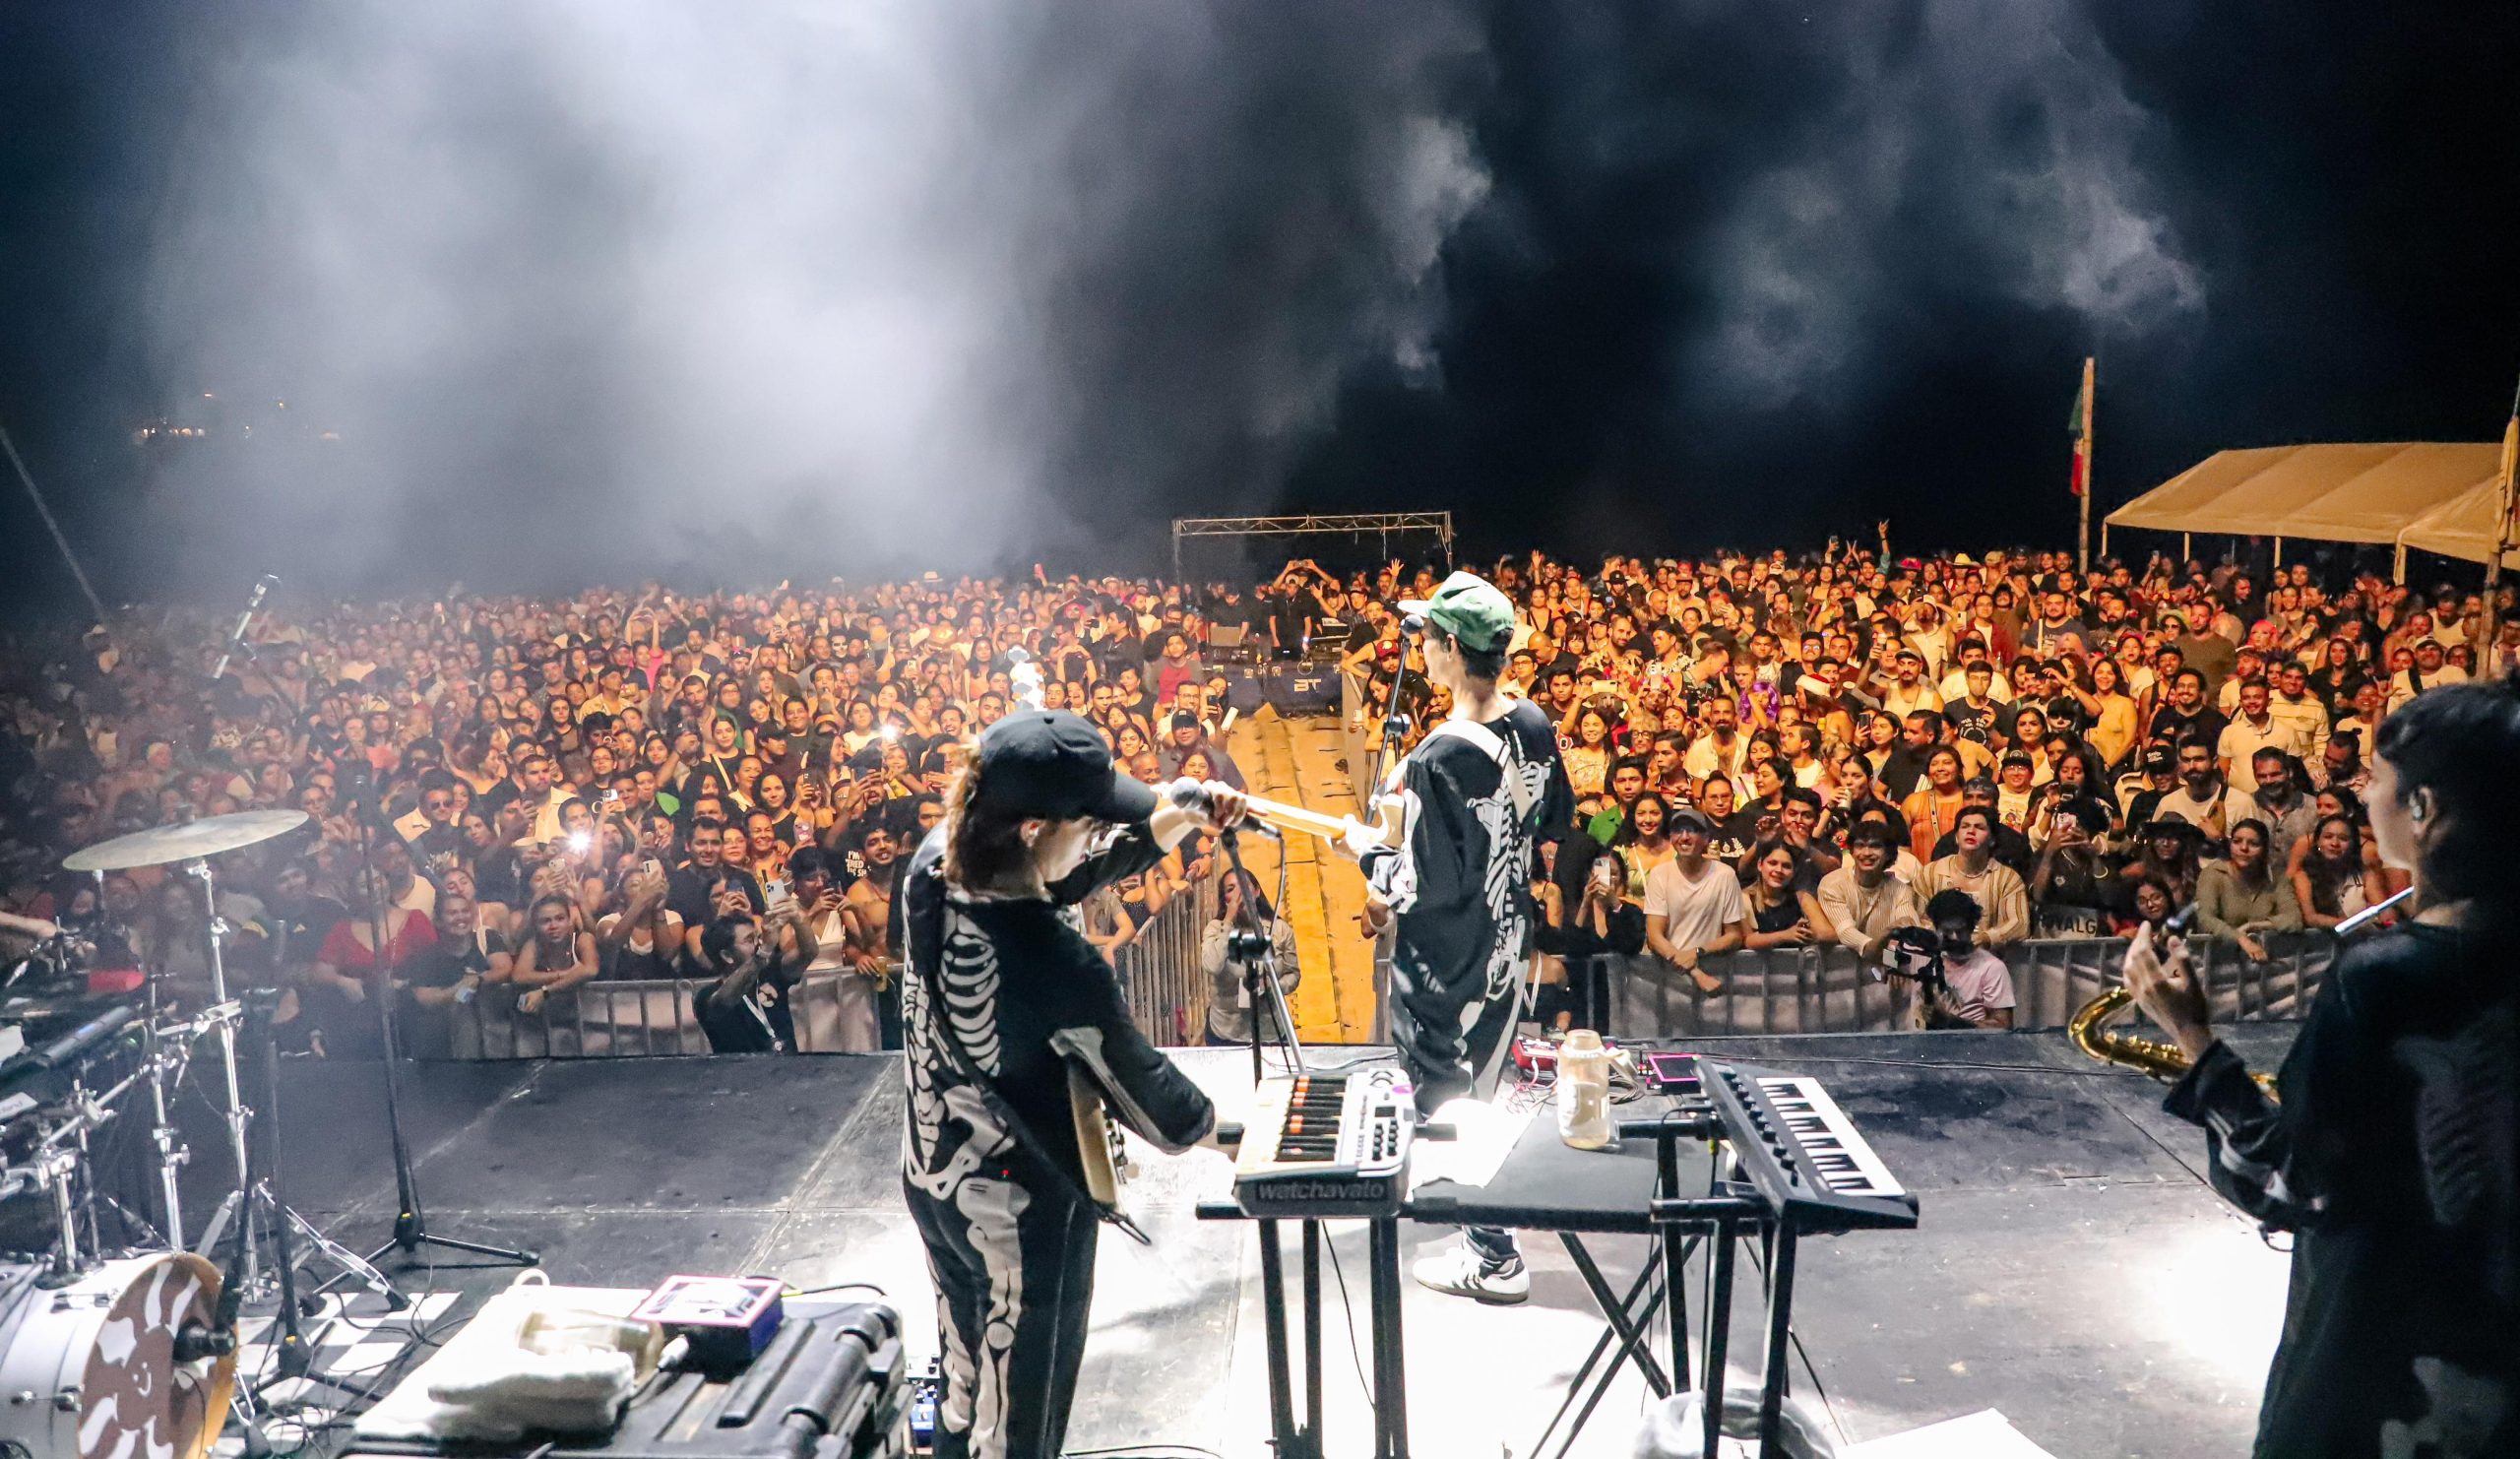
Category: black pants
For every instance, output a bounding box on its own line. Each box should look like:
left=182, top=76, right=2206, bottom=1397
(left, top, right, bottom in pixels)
left=905, top=1170, right=1100, bottom=1459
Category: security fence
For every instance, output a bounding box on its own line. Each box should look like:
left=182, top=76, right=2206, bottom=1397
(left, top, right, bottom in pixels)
left=1590, top=931, right=2332, bottom=1041
left=442, top=920, right=2325, bottom=1059
left=444, top=872, right=1225, bottom=1058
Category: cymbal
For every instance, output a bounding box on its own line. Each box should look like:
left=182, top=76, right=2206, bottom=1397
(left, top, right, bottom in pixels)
left=63, top=809, right=312, bottom=873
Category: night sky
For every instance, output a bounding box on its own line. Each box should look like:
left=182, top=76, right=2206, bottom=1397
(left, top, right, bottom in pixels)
left=2, top=1, right=2516, bottom=611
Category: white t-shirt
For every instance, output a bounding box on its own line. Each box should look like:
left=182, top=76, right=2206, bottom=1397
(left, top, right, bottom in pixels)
left=1936, top=947, right=2017, bottom=1026
left=1643, top=859, right=1745, bottom=954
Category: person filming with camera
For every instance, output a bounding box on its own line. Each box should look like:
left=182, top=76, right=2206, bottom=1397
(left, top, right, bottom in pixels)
left=1885, top=889, right=2017, bottom=1030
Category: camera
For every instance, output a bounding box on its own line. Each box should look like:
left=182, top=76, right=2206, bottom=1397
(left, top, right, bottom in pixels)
left=1885, top=925, right=1951, bottom=994
left=1223, top=929, right=1273, bottom=964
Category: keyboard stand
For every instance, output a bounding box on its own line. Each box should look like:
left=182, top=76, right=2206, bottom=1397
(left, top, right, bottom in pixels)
left=1192, top=1206, right=1412, bottom=1459
left=1637, top=1160, right=1809, bottom=1458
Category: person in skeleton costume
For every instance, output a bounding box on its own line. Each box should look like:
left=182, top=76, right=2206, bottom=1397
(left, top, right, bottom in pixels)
left=900, top=708, right=1245, bottom=1459
left=1342, top=570, right=1573, bottom=1305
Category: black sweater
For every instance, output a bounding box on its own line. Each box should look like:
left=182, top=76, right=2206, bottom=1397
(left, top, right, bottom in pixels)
left=2167, top=923, right=2519, bottom=1457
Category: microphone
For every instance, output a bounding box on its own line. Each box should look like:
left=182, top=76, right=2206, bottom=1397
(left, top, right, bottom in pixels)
left=1401, top=613, right=1425, bottom=638
left=1166, top=780, right=1279, bottom=839
left=211, top=574, right=281, bottom=680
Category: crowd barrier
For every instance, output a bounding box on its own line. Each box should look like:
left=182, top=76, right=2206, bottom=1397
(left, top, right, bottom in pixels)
left=1590, top=931, right=2332, bottom=1041
left=443, top=922, right=2328, bottom=1059
left=445, top=871, right=1225, bottom=1058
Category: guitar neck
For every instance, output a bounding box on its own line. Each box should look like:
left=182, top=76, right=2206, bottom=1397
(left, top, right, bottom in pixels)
left=1242, top=793, right=1399, bottom=848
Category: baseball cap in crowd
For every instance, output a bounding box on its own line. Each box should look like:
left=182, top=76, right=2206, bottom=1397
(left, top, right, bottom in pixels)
left=1169, top=711, right=1202, bottom=732
left=1399, top=570, right=1517, bottom=654
left=972, top=710, right=1158, bottom=824
left=2141, top=747, right=2175, bottom=774
left=1668, top=806, right=1716, bottom=834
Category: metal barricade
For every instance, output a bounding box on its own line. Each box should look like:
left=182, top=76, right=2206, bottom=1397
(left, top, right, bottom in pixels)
left=1599, top=932, right=2338, bottom=1041
left=446, top=878, right=1227, bottom=1058
left=1111, top=873, right=1222, bottom=1047
left=445, top=924, right=2330, bottom=1057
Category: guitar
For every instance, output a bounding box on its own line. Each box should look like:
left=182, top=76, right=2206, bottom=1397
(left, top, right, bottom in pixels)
left=1066, top=1064, right=1149, bottom=1243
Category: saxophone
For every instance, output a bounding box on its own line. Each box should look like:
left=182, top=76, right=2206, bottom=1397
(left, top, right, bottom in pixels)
left=2072, top=885, right=2412, bottom=1086
left=2067, top=983, right=2209, bottom=1084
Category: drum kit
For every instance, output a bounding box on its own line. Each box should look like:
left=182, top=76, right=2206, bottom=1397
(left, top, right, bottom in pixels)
left=0, top=808, right=401, bottom=1459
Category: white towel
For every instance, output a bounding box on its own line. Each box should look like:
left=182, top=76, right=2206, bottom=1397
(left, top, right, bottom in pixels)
left=354, top=1278, right=652, bottom=1443
left=426, top=1346, right=640, bottom=1407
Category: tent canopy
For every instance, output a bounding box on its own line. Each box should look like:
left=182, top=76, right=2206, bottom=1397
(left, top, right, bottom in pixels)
left=2400, top=478, right=2520, bottom=568
left=2106, top=442, right=2502, bottom=547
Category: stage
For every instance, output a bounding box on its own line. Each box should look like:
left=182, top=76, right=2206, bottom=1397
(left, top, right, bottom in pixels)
left=181, top=1027, right=2300, bottom=1458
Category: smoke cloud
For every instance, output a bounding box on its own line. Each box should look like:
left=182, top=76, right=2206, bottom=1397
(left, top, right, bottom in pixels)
left=123, top=0, right=2209, bottom=591
left=1678, top=0, right=2204, bottom=409
left=142, top=0, right=1488, bottom=592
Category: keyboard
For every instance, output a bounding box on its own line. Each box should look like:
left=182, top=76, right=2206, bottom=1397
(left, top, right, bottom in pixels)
left=1231, top=1066, right=1413, bottom=1219
left=1700, top=1059, right=1918, bottom=1233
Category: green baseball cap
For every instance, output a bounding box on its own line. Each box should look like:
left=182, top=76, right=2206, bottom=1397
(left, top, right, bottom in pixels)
left=1401, top=570, right=1517, bottom=654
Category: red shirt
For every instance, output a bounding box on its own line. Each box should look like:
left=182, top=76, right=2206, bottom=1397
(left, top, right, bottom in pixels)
left=319, top=913, right=438, bottom=980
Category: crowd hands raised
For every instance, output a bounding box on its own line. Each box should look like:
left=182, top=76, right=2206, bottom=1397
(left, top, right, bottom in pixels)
left=0, top=538, right=2508, bottom=1051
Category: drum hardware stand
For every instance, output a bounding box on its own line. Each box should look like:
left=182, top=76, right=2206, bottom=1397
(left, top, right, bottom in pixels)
left=337, top=776, right=536, bottom=1276
left=178, top=857, right=406, bottom=1314
left=138, top=980, right=209, bottom=1250
left=213, top=988, right=376, bottom=1459
left=26, top=1059, right=145, bottom=1281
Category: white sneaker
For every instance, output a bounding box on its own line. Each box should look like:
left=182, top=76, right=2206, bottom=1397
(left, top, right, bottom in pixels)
left=1412, top=1239, right=1531, bottom=1304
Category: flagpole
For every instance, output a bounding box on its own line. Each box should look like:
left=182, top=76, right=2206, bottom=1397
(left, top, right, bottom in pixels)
left=2076, top=355, right=2097, bottom=575
left=2484, top=379, right=2519, bottom=669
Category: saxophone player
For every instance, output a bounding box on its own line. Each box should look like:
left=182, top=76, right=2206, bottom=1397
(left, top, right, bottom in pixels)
left=2124, top=673, right=2520, bottom=1458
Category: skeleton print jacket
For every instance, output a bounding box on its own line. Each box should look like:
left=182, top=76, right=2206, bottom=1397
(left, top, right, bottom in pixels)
left=1358, top=697, right=1572, bottom=1094
left=900, top=823, right=1216, bottom=1203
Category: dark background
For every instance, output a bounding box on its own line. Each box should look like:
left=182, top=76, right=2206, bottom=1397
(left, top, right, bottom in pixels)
left=3, top=1, right=2516, bottom=611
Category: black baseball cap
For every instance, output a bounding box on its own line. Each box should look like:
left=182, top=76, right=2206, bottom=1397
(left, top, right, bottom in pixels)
left=973, top=711, right=1158, bottom=823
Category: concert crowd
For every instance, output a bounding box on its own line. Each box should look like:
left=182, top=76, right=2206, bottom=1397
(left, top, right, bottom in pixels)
left=0, top=535, right=2509, bottom=1051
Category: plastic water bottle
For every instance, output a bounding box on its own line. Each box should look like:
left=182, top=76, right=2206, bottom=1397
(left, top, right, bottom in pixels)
left=1556, top=1029, right=1613, bottom=1150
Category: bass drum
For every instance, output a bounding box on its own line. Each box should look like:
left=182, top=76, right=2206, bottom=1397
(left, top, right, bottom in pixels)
left=0, top=1252, right=236, bottom=1459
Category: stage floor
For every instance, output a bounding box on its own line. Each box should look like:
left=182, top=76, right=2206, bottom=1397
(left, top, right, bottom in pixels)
left=187, top=1027, right=2301, bottom=1458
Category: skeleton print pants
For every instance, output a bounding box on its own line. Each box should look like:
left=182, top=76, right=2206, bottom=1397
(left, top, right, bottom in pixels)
left=906, top=1171, right=1101, bottom=1459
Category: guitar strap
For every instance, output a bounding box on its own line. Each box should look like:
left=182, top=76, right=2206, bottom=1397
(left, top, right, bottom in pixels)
left=1423, top=717, right=1541, bottom=825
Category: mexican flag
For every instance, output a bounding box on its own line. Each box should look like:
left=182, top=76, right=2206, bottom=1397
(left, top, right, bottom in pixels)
left=2067, top=359, right=2094, bottom=497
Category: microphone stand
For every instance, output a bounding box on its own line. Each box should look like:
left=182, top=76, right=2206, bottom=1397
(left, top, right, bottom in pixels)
left=336, top=768, right=537, bottom=1276
left=211, top=573, right=279, bottom=685
left=1360, top=617, right=1429, bottom=830
left=1351, top=620, right=1426, bottom=1047
left=1216, top=825, right=1303, bottom=1082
